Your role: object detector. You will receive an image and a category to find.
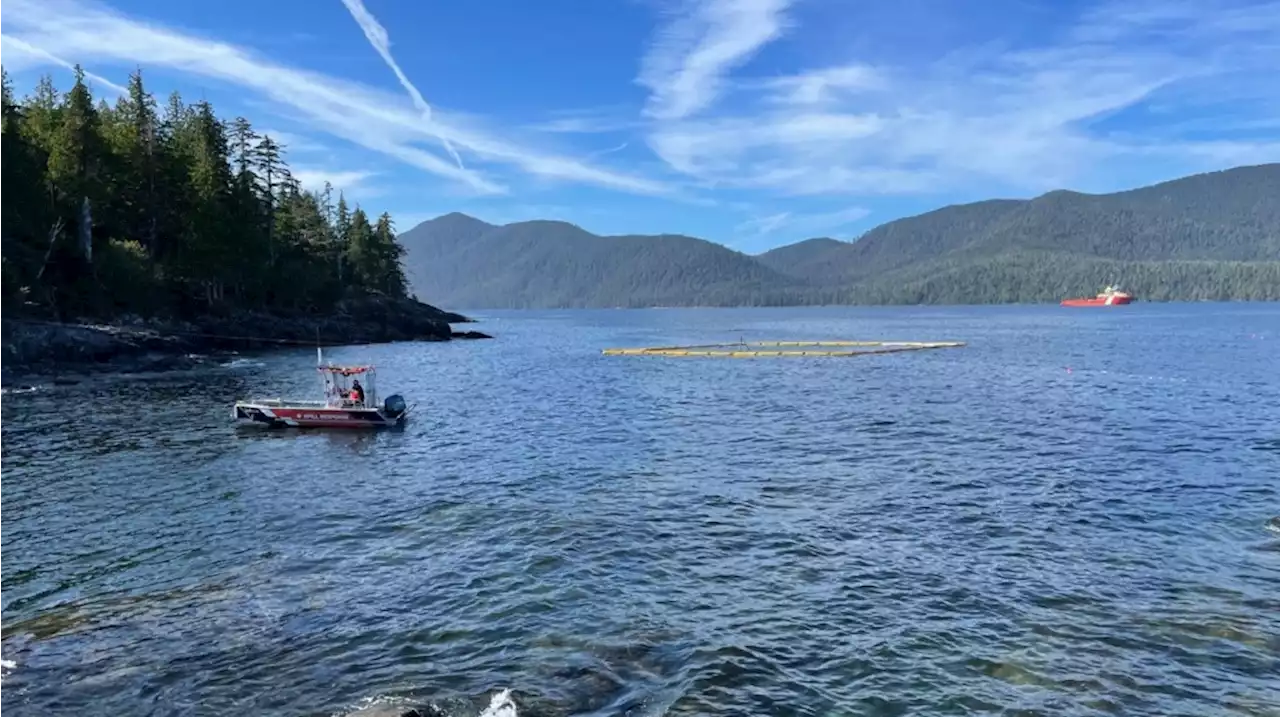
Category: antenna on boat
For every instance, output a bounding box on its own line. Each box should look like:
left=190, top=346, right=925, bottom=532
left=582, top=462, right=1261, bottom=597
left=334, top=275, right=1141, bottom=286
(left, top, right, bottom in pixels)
left=315, top=326, right=322, bottom=366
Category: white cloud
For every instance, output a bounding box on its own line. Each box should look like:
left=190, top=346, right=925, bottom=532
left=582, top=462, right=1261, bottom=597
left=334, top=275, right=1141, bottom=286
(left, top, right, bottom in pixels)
left=531, top=117, right=618, bottom=134
left=735, top=211, right=790, bottom=235
left=760, top=64, right=884, bottom=106
left=586, top=142, right=630, bottom=160
left=735, top=206, right=870, bottom=238
left=289, top=167, right=376, bottom=196
left=4, top=0, right=1274, bottom=218
left=1152, top=139, right=1280, bottom=166
left=642, top=0, right=1280, bottom=196
left=638, top=0, right=792, bottom=120
left=526, top=110, right=642, bottom=135
left=1, top=0, right=671, bottom=198
left=650, top=111, right=885, bottom=176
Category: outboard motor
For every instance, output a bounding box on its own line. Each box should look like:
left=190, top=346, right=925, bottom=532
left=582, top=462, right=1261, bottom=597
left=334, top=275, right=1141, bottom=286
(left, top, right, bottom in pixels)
left=383, top=393, right=407, bottom=418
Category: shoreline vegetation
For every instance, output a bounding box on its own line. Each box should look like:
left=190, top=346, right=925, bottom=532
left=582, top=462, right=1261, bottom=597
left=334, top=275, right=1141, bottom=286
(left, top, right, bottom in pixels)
left=1, top=66, right=487, bottom=382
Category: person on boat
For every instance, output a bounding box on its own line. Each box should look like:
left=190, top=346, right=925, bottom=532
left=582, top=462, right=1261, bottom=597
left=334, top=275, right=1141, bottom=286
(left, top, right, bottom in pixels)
left=349, top=379, right=365, bottom=406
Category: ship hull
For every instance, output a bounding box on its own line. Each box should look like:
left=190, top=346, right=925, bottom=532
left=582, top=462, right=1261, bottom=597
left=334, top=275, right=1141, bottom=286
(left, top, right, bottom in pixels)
left=1060, top=295, right=1133, bottom=307
left=233, top=402, right=405, bottom=429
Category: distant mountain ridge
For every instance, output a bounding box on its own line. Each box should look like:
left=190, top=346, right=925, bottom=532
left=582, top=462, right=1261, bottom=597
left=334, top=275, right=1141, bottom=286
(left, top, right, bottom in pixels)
left=397, top=164, right=1280, bottom=308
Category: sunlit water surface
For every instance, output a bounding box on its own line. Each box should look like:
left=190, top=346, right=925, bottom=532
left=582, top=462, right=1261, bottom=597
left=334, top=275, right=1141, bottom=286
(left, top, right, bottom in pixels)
left=3, top=304, right=1279, bottom=716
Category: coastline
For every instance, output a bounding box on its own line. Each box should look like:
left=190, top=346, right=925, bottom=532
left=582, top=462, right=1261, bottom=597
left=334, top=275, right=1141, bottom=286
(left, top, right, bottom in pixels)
left=1, top=296, right=491, bottom=386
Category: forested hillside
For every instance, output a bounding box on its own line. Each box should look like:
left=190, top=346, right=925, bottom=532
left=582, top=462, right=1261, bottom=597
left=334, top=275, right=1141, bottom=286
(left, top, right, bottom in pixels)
left=399, top=165, right=1280, bottom=308
left=840, top=252, right=1280, bottom=305
left=1, top=67, right=411, bottom=321
left=781, top=165, right=1280, bottom=288
left=756, top=238, right=849, bottom=280
left=399, top=214, right=805, bottom=308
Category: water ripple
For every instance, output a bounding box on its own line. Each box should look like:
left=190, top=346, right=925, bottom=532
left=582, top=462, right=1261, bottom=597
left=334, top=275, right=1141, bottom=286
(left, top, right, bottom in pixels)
left=4, top=304, right=1280, bottom=716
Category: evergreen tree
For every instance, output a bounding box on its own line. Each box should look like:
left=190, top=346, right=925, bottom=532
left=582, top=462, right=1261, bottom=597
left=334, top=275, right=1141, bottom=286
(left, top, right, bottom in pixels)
left=347, top=207, right=375, bottom=290
left=46, top=67, right=102, bottom=254
left=1, top=67, right=417, bottom=319
left=373, top=212, right=408, bottom=297
left=334, top=192, right=351, bottom=287
left=254, top=134, right=284, bottom=266
left=2, top=69, right=57, bottom=308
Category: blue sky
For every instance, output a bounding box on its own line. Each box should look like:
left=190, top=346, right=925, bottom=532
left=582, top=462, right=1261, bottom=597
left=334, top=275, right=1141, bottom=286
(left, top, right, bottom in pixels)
left=3, top=0, right=1277, bottom=253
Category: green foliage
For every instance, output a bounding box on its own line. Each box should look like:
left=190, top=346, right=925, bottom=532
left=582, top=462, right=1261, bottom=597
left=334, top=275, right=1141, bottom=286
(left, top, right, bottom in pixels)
left=96, top=238, right=161, bottom=313
left=1, top=67, right=412, bottom=320
left=399, top=166, right=1280, bottom=308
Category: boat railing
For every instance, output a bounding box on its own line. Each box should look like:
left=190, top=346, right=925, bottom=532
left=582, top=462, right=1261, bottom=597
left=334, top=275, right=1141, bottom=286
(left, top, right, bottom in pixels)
left=241, top=397, right=377, bottom=408
left=246, top=398, right=330, bottom=408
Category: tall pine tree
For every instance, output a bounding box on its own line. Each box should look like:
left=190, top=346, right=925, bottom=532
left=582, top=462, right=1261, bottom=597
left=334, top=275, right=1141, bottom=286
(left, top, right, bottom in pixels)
left=1, top=66, right=419, bottom=318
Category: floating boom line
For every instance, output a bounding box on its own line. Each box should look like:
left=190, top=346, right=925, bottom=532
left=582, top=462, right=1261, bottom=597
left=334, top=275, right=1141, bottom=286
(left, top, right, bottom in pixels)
left=602, top=340, right=966, bottom=358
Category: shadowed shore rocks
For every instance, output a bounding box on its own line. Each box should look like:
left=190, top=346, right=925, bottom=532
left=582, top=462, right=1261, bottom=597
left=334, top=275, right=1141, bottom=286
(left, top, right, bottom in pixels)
left=1, top=296, right=489, bottom=383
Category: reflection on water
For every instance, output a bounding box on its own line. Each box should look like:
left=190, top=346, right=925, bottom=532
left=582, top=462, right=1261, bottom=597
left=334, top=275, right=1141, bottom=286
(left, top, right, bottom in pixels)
left=233, top=427, right=389, bottom=451
left=3, top=304, right=1280, bottom=716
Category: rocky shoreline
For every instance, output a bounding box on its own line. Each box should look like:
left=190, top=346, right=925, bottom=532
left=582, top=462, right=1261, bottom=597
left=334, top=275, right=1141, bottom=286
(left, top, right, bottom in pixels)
left=1, top=296, right=490, bottom=385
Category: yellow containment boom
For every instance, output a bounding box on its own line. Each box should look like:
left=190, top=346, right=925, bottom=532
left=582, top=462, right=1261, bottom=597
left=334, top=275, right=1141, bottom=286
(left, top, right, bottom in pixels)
left=602, top=340, right=966, bottom=357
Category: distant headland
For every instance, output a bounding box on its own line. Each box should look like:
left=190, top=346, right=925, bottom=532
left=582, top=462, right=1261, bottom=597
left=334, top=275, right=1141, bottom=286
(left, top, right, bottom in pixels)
left=397, top=164, right=1280, bottom=309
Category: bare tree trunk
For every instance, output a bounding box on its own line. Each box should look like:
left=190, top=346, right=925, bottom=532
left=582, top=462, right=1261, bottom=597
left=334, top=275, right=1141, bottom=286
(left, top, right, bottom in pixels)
left=35, top=218, right=65, bottom=281
left=79, top=196, right=93, bottom=264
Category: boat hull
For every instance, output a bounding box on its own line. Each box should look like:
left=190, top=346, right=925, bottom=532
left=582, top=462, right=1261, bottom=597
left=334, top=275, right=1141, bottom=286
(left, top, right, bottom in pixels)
left=1061, top=295, right=1133, bottom=307
left=234, top=402, right=405, bottom=429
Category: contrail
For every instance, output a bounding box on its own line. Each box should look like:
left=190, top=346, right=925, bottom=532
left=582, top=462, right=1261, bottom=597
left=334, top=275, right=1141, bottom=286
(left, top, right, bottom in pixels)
left=1, top=36, right=128, bottom=95
left=339, top=0, right=466, bottom=170
left=589, top=141, right=630, bottom=159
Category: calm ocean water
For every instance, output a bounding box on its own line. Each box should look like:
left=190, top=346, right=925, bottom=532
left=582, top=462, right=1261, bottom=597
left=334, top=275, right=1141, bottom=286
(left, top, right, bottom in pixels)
left=2, top=304, right=1279, bottom=716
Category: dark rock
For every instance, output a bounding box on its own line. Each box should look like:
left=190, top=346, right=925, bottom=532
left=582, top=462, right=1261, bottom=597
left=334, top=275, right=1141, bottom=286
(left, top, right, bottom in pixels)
left=451, top=330, right=493, bottom=339
left=399, top=706, right=449, bottom=717
left=1, top=296, right=480, bottom=378
left=402, top=708, right=452, bottom=717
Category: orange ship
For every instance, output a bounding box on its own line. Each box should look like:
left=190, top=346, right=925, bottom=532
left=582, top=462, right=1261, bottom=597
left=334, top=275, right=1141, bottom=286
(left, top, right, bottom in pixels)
left=1061, top=285, right=1133, bottom=307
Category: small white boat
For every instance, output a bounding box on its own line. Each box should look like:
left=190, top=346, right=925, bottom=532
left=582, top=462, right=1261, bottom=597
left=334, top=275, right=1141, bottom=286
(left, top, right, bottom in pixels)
left=233, top=349, right=411, bottom=429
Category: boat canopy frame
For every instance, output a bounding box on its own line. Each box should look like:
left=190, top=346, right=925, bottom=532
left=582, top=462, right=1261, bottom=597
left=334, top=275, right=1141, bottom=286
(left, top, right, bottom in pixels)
left=315, top=349, right=380, bottom=407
